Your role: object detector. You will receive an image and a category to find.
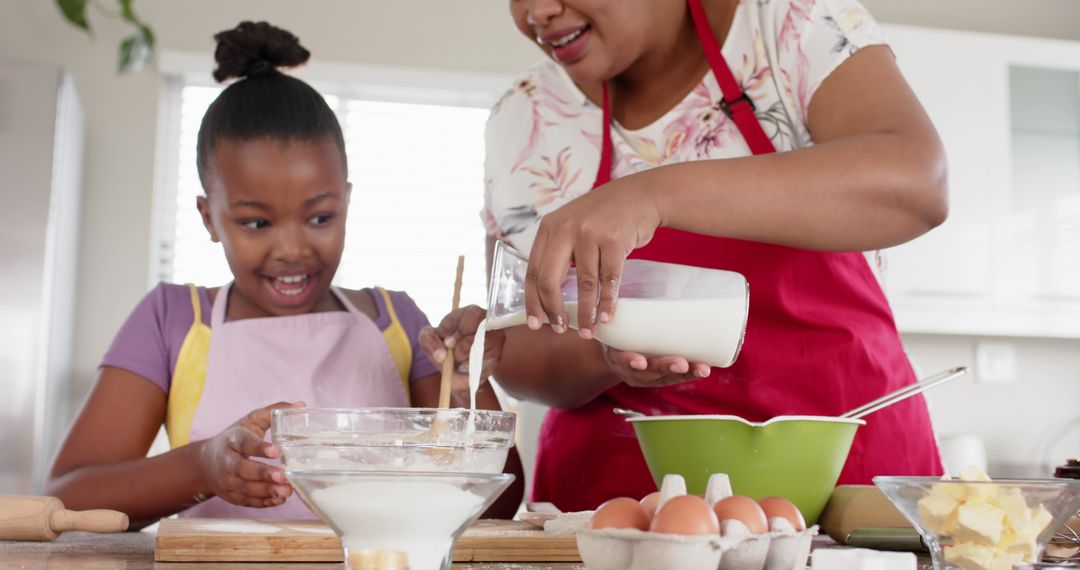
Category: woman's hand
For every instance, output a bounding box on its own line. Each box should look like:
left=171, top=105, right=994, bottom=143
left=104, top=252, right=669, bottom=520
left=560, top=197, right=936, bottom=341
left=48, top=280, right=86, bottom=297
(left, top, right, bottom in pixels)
left=195, top=401, right=302, bottom=508
left=418, top=305, right=506, bottom=395
left=602, top=346, right=712, bottom=388
left=525, top=176, right=663, bottom=341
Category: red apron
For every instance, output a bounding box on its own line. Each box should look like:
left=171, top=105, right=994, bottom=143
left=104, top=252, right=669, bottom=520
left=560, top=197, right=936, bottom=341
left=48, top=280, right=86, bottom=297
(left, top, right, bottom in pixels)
left=531, top=0, right=943, bottom=512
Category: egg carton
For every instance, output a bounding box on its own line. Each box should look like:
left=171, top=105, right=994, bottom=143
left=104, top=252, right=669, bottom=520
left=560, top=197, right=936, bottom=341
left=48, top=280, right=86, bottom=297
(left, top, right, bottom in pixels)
left=577, top=474, right=817, bottom=570
left=577, top=524, right=817, bottom=570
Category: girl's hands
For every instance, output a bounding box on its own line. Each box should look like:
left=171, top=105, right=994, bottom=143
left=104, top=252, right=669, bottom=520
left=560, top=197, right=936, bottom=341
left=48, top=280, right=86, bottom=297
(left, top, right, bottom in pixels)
left=418, top=305, right=505, bottom=398
left=196, top=401, right=303, bottom=508
left=601, top=347, right=712, bottom=389
left=524, top=175, right=663, bottom=340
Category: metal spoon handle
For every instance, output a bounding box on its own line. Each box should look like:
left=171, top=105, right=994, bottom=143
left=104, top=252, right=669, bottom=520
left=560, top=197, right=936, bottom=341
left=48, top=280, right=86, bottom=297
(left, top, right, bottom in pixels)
left=841, top=366, right=968, bottom=420
left=612, top=407, right=646, bottom=419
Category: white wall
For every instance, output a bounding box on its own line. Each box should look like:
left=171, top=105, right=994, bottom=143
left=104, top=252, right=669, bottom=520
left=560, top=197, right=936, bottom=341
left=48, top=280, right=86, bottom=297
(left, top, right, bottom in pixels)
left=1, top=0, right=1078, bottom=485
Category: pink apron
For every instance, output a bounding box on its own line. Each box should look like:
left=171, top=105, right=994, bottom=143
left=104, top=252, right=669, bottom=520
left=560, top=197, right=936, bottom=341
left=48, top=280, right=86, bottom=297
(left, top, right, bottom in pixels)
left=182, top=282, right=408, bottom=518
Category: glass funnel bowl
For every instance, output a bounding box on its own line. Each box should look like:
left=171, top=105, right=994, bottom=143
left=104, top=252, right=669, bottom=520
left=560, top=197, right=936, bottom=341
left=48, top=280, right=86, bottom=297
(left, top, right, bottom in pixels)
left=273, top=408, right=518, bottom=570
left=272, top=407, right=517, bottom=474
left=875, top=476, right=1080, bottom=570
left=288, top=470, right=514, bottom=570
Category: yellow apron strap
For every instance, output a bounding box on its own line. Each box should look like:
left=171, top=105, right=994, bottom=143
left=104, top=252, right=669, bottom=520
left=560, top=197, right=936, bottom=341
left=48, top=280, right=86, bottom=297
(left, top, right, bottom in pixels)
left=377, top=287, right=413, bottom=403
left=165, top=284, right=213, bottom=448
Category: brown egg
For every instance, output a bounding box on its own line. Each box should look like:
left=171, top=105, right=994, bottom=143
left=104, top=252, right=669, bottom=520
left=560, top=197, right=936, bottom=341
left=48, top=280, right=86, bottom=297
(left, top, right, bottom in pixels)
left=712, top=495, right=769, bottom=534
left=649, top=495, right=720, bottom=535
left=758, top=496, right=806, bottom=531
left=639, top=491, right=661, bottom=518
left=590, top=497, right=651, bottom=530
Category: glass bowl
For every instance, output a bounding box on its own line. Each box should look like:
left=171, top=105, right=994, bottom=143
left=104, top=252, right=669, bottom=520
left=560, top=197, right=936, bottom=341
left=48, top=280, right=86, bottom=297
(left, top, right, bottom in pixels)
left=875, top=476, right=1080, bottom=570
left=288, top=470, right=514, bottom=570
left=271, top=407, right=517, bottom=474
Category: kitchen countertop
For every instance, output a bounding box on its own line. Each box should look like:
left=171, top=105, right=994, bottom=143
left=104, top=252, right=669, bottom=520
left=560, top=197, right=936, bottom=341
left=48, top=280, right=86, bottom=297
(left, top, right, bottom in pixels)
left=0, top=531, right=934, bottom=569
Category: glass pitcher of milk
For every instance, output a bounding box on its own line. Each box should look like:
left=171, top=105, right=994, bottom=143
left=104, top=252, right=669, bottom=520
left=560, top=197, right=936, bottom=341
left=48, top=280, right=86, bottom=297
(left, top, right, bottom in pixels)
left=486, top=241, right=749, bottom=368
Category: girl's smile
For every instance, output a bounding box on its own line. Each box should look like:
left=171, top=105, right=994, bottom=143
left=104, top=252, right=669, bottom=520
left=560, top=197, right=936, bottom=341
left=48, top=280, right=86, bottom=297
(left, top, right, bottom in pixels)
left=262, top=271, right=319, bottom=306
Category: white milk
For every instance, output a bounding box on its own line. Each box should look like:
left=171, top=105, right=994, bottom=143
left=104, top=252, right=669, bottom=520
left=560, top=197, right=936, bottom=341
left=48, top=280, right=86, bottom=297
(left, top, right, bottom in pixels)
left=310, top=479, right=486, bottom=570
left=486, top=297, right=746, bottom=367
left=467, top=319, right=487, bottom=413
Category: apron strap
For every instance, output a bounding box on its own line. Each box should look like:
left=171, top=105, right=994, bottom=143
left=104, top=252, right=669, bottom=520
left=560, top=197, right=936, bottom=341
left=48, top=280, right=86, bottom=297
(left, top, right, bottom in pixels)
left=592, top=0, right=775, bottom=189
left=186, top=283, right=204, bottom=325
left=374, top=288, right=414, bottom=399
left=687, top=0, right=776, bottom=155
left=167, top=284, right=214, bottom=449
left=594, top=82, right=614, bottom=189
left=330, top=286, right=362, bottom=315
left=210, top=282, right=231, bottom=327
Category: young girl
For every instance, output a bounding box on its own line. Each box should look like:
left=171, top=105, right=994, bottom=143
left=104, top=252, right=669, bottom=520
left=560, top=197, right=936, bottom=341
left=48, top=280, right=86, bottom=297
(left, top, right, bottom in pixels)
left=46, top=21, right=523, bottom=526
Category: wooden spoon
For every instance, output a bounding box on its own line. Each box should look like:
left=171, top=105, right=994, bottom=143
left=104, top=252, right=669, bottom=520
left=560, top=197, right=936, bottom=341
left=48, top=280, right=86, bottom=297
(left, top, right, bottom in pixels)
left=437, top=255, right=466, bottom=410
left=423, top=255, right=465, bottom=459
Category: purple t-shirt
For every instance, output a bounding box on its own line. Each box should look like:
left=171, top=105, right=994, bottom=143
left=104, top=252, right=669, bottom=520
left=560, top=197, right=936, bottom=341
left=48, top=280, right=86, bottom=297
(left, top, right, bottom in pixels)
left=101, top=282, right=439, bottom=393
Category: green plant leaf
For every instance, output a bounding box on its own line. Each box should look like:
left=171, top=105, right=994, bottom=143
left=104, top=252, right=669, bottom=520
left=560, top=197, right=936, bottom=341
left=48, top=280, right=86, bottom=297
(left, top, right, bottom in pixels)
left=56, top=0, right=90, bottom=31
left=117, top=0, right=138, bottom=24
left=138, top=23, right=155, bottom=49
left=117, top=31, right=151, bottom=74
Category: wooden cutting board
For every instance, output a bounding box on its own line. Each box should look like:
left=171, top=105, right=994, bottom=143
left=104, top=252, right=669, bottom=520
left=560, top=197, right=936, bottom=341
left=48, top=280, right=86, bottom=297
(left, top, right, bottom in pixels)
left=154, top=518, right=581, bottom=563
left=818, top=485, right=913, bottom=544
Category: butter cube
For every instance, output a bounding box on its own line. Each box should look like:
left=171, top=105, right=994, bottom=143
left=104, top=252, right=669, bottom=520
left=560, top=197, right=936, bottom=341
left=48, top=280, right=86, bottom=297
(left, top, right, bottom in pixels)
left=955, top=501, right=1005, bottom=545
left=1001, top=534, right=1038, bottom=562
left=932, top=482, right=970, bottom=502
left=1029, top=504, right=1052, bottom=535
left=989, top=548, right=1026, bottom=570
left=945, top=542, right=995, bottom=570
left=997, top=489, right=1029, bottom=528
left=956, top=467, right=997, bottom=501
left=959, top=466, right=992, bottom=482
left=919, top=493, right=960, bottom=535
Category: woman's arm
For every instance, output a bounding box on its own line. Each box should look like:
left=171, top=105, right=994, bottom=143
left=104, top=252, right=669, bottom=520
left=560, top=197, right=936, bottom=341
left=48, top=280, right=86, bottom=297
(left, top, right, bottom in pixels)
left=525, top=44, right=948, bottom=335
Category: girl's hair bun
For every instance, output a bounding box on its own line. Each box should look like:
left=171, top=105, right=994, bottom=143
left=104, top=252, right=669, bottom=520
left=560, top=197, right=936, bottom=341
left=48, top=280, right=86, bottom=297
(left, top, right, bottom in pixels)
left=212, top=21, right=310, bottom=83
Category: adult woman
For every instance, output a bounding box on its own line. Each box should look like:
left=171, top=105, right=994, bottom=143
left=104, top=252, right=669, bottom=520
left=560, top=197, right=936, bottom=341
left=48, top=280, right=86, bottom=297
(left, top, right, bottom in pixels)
left=423, top=0, right=946, bottom=512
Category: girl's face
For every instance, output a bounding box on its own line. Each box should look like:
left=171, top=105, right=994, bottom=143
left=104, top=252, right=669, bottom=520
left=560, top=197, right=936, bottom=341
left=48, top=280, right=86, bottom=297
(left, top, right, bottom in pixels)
left=197, top=137, right=349, bottom=318
left=510, top=0, right=658, bottom=83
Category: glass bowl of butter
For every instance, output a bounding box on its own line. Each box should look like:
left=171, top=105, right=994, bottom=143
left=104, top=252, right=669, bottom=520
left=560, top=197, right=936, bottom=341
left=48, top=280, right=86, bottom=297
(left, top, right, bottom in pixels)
left=875, top=468, right=1080, bottom=570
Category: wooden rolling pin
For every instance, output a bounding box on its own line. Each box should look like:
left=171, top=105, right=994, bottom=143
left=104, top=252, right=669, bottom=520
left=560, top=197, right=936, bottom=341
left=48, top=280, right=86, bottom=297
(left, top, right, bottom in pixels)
left=0, top=496, right=129, bottom=541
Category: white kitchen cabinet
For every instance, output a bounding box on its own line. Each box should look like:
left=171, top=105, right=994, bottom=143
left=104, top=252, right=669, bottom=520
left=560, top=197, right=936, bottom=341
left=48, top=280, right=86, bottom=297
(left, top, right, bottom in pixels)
left=881, top=25, right=1080, bottom=338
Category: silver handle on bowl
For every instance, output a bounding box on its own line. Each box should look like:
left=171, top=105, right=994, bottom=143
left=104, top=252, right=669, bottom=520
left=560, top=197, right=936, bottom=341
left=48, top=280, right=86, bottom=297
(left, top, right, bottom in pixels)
left=840, top=366, right=968, bottom=420
left=612, top=407, right=646, bottom=419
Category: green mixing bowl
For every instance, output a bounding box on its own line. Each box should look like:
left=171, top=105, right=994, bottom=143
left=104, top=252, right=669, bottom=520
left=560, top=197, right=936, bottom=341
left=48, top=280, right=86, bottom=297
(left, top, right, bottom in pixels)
left=628, top=415, right=864, bottom=525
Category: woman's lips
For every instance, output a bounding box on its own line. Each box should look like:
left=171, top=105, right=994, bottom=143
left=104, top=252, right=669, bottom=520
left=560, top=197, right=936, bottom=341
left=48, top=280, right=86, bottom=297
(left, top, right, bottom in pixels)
left=539, top=25, right=592, bottom=64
